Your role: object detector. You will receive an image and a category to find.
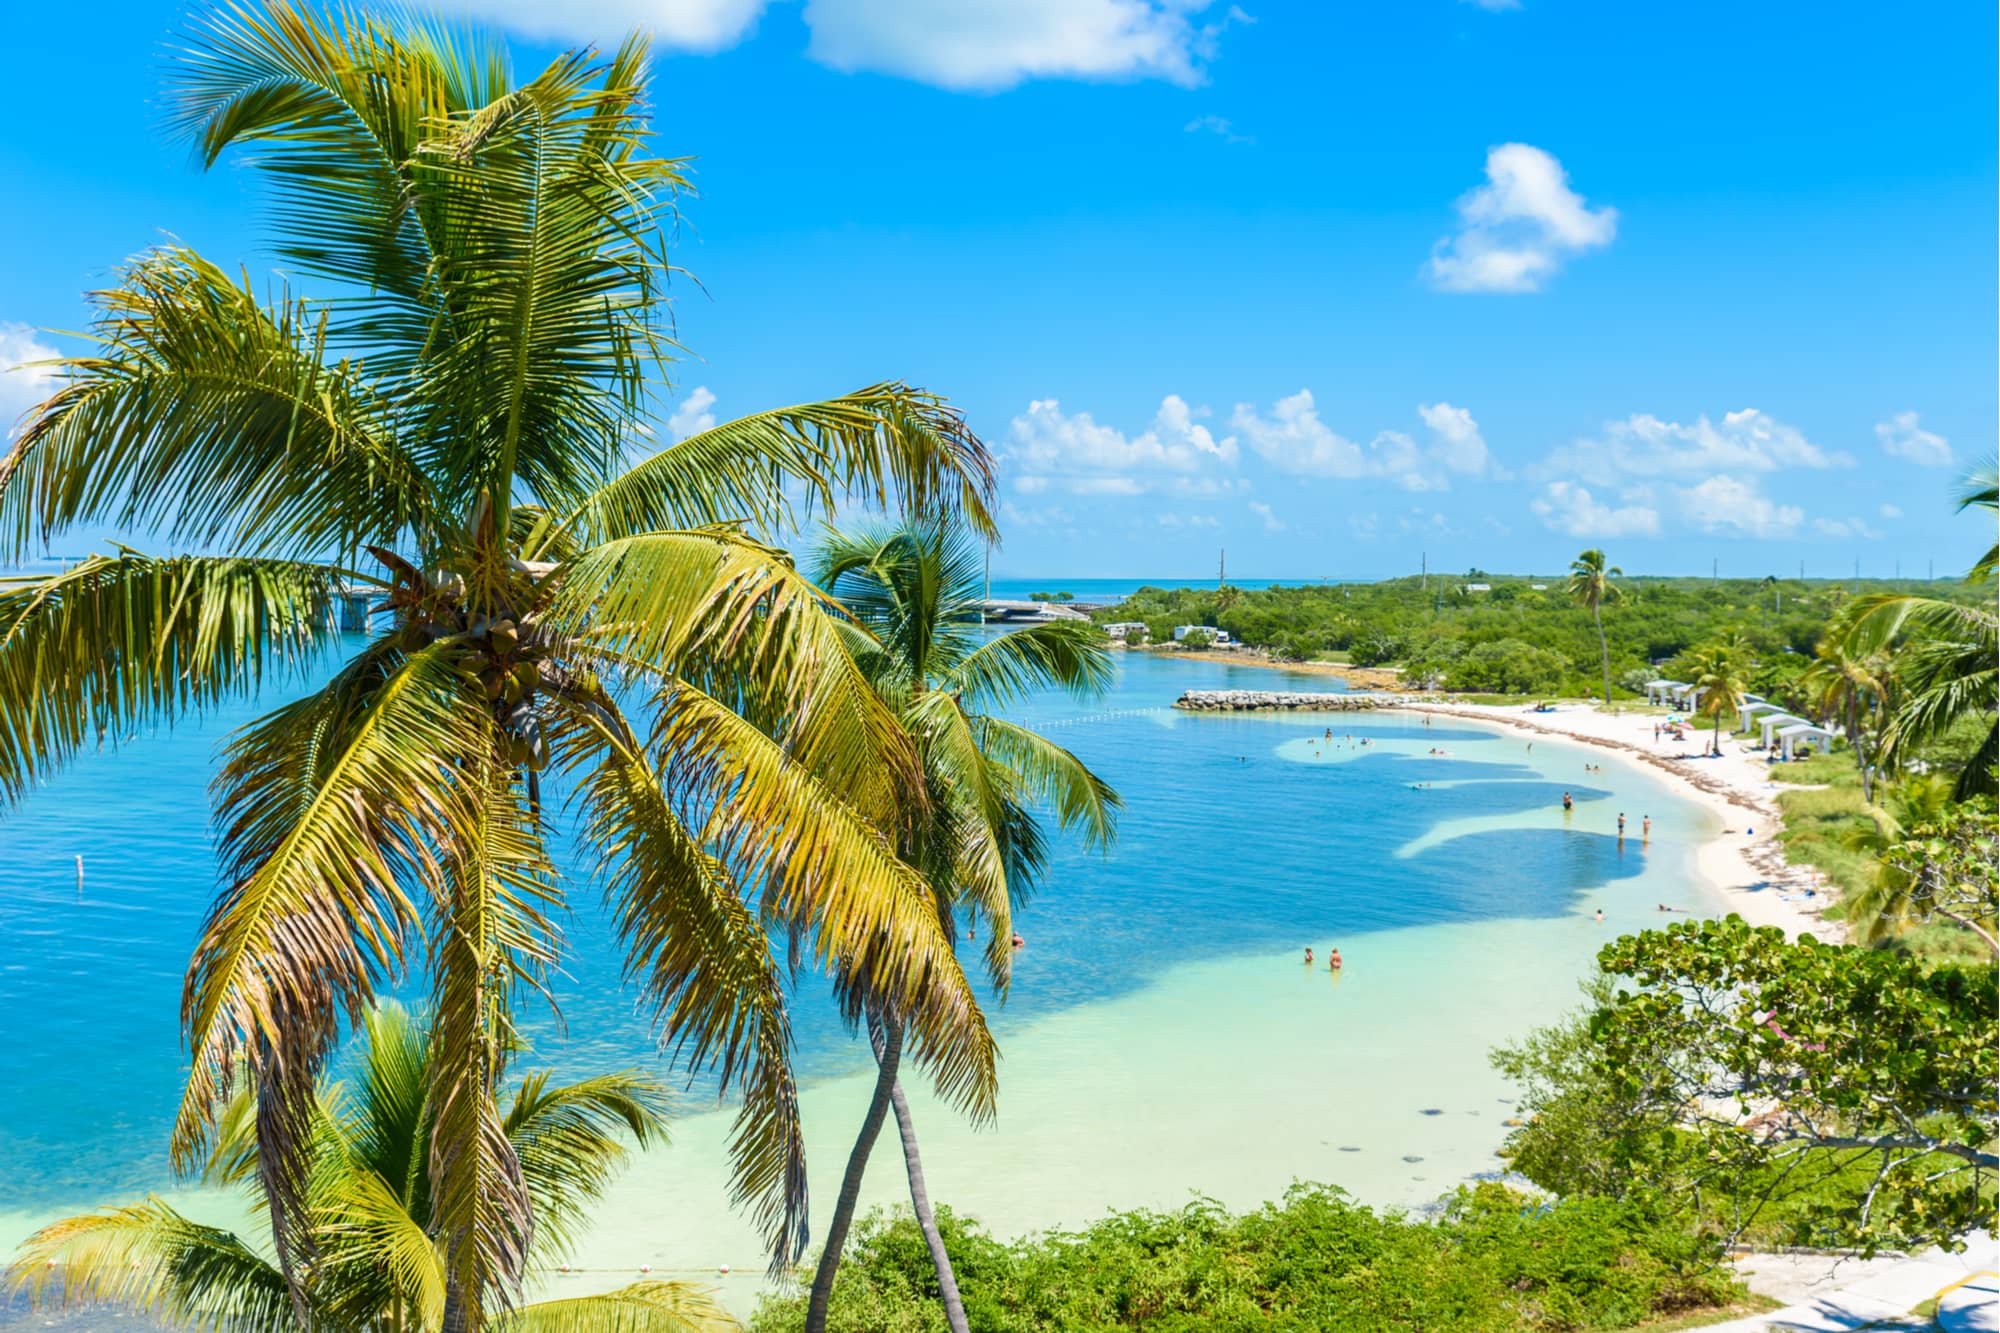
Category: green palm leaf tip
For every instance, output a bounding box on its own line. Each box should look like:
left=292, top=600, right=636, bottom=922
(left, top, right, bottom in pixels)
left=12, top=1003, right=731, bottom=1333
left=0, top=0, right=1006, bottom=1313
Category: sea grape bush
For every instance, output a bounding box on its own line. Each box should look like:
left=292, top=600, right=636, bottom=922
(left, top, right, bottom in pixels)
left=753, top=1184, right=1741, bottom=1332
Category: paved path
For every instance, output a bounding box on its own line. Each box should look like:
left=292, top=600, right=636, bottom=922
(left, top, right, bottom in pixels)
left=1702, top=1236, right=1997, bottom=1331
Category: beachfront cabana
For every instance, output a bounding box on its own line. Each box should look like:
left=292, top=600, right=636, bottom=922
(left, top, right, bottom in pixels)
left=1758, top=713, right=1810, bottom=750
left=1645, top=679, right=1685, bottom=706
left=1741, top=700, right=1789, bottom=733
left=1776, top=723, right=1838, bottom=762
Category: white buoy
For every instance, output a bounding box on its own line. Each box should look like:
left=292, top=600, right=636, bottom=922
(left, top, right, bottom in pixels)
left=717, top=1263, right=730, bottom=1276
left=639, top=1264, right=651, bottom=1274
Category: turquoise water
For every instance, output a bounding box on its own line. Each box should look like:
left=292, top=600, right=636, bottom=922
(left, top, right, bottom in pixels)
left=0, top=641, right=1716, bottom=1274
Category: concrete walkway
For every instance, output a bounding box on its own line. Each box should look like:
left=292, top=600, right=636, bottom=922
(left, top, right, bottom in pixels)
left=1701, top=1236, right=1998, bottom=1331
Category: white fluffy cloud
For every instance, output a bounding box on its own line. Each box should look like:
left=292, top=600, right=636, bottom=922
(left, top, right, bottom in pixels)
left=436, top=0, right=766, bottom=50
left=1530, top=480, right=1661, bottom=538
left=431, top=0, right=1244, bottom=90
left=666, top=385, right=717, bottom=441
left=0, top=322, right=59, bottom=441
left=1678, top=474, right=1803, bottom=539
left=1247, top=500, right=1284, bottom=531
left=1879, top=503, right=1904, bottom=520
left=805, top=0, right=1245, bottom=91
left=1229, top=391, right=1500, bottom=490
left=1874, top=410, right=1951, bottom=467
left=1539, top=408, right=1848, bottom=485
left=1008, top=394, right=1239, bottom=495
left=1426, top=144, right=1617, bottom=293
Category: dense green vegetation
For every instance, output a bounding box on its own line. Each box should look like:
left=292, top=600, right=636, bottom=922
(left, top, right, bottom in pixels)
left=754, top=1186, right=1745, bottom=1333
left=1094, top=574, right=1986, bottom=700
left=1492, top=918, right=1998, bottom=1257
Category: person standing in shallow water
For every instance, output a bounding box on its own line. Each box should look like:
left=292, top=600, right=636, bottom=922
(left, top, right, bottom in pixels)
left=1562, top=791, right=1574, bottom=812
left=1617, top=812, right=1626, bottom=838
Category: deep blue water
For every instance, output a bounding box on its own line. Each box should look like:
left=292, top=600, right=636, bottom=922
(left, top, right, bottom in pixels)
left=0, top=643, right=1643, bottom=1210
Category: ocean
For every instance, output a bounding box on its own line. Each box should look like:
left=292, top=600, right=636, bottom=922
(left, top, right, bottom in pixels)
left=0, top=636, right=1719, bottom=1313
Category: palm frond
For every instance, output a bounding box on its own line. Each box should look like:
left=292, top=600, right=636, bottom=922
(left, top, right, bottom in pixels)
left=9, top=1200, right=294, bottom=1332
left=555, top=695, right=807, bottom=1269
left=0, top=550, right=339, bottom=805
left=648, top=680, right=998, bottom=1130
left=405, top=37, right=684, bottom=519
left=945, top=620, right=1114, bottom=710
left=179, top=641, right=489, bottom=1215
left=504, top=1282, right=738, bottom=1333
left=169, top=1, right=488, bottom=337
left=0, top=249, right=431, bottom=561
left=971, top=715, right=1120, bottom=852
left=426, top=760, right=563, bottom=1329
left=570, top=385, right=998, bottom=550
left=550, top=528, right=920, bottom=830
left=505, top=1069, right=669, bottom=1263
left=315, top=1163, right=449, bottom=1333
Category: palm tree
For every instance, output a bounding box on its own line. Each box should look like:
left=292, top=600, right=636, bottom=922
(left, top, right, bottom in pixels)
left=1686, top=639, right=1747, bottom=757
left=1566, top=549, right=1623, bottom=709
left=1801, top=623, right=1894, bottom=801
left=802, top=518, right=1119, bottom=1333
left=0, top=7, right=1000, bottom=1322
left=1840, top=775, right=1960, bottom=947
left=12, top=1003, right=735, bottom=1333
left=1834, top=467, right=1998, bottom=799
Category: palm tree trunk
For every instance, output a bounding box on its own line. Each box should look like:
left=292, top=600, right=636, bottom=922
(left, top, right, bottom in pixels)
left=1848, top=698, right=1872, bottom=803
left=1594, top=601, right=1612, bottom=710
left=870, top=1010, right=970, bottom=1333
left=804, top=1003, right=904, bottom=1333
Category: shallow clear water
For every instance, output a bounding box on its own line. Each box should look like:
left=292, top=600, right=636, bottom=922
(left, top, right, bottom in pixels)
left=0, top=641, right=1719, bottom=1286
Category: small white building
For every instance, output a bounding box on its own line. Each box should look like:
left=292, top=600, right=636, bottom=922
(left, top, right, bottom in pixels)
left=1464, top=583, right=1492, bottom=593
left=1173, top=624, right=1233, bottom=645
left=1103, top=621, right=1148, bottom=641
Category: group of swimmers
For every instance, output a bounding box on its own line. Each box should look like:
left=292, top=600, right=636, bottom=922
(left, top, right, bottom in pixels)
left=1303, top=946, right=1343, bottom=971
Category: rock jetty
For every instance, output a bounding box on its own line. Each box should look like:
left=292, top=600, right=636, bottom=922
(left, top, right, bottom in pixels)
left=1174, top=689, right=1396, bottom=712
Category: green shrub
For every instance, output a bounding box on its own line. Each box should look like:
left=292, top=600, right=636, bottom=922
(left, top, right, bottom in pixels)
left=752, top=1185, right=1740, bottom=1333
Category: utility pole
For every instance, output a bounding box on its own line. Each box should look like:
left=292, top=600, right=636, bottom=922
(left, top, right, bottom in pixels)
left=1219, top=548, right=1227, bottom=589
left=1799, top=559, right=1804, bottom=581
left=1712, top=557, right=1718, bottom=583
left=1421, top=551, right=1427, bottom=593
left=1929, top=557, right=1934, bottom=582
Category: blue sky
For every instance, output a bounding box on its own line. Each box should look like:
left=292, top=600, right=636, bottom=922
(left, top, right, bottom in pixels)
left=2, top=0, right=1993, bottom=579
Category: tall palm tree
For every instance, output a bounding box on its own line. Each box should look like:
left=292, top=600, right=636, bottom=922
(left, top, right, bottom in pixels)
left=12, top=1003, right=735, bottom=1333
left=1566, top=549, right=1623, bottom=709
left=1834, top=467, right=1998, bottom=799
left=802, top=518, right=1119, bottom=1333
left=1801, top=622, right=1894, bottom=801
left=0, top=7, right=1000, bottom=1323
left=1686, top=639, right=1747, bottom=757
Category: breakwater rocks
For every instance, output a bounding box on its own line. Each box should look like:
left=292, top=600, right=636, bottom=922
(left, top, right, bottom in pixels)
left=1174, top=690, right=1399, bottom=712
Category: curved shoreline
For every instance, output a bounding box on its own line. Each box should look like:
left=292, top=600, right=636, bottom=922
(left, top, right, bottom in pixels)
left=1389, top=701, right=1835, bottom=942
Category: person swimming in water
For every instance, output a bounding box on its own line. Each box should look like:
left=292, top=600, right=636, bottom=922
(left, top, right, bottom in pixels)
left=1594, top=909, right=1604, bottom=922
left=1304, top=947, right=1314, bottom=964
